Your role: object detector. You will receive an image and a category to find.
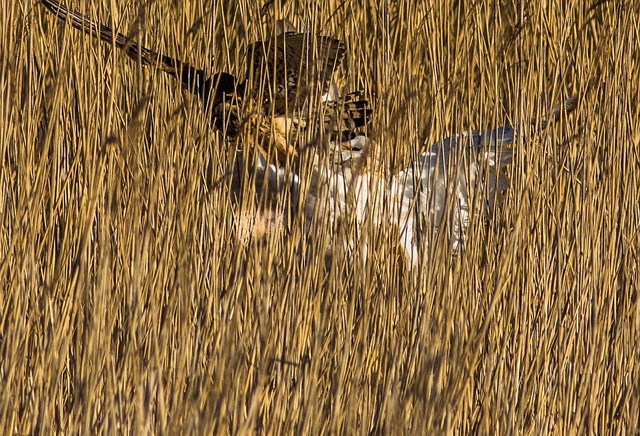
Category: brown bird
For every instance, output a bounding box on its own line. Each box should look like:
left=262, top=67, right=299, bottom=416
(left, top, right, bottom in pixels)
left=39, top=0, right=373, bottom=164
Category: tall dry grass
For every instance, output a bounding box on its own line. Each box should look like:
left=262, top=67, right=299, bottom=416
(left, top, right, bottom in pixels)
left=1, top=0, right=639, bottom=433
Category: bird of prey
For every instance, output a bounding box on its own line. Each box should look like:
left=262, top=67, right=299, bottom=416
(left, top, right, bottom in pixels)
left=39, top=0, right=373, bottom=165
left=39, top=0, right=579, bottom=267
left=300, top=95, right=579, bottom=266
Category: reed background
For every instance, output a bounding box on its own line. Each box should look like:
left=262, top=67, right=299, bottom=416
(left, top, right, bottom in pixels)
left=2, top=0, right=639, bottom=433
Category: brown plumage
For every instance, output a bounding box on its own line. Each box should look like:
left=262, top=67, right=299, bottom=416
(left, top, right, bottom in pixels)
left=245, top=32, right=345, bottom=114
left=215, top=90, right=372, bottom=164
left=39, top=0, right=373, bottom=165
left=39, top=0, right=234, bottom=111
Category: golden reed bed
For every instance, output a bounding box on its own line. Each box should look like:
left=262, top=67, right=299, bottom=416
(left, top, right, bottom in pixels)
left=1, top=0, right=638, bottom=433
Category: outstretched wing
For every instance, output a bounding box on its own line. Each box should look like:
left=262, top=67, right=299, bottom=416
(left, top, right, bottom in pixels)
left=391, top=127, right=514, bottom=263
left=39, top=0, right=239, bottom=118
left=245, top=32, right=345, bottom=114
left=392, top=95, right=579, bottom=264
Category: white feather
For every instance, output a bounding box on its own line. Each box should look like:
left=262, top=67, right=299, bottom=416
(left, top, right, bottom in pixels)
left=236, top=125, right=516, bottom=267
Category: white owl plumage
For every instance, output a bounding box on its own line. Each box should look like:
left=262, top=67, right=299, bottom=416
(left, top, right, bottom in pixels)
left=244, top=124, right=518, bottom=266
left=39, top=0, right=578, bottom=267
left=242, top=93, right=577, bottom=267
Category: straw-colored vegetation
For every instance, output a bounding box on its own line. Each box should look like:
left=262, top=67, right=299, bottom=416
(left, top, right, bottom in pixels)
left=2, top=0, right=639, bottom=433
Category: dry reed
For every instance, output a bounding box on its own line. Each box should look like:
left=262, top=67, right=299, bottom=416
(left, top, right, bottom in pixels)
left=1, top=0, right=639, bottom=434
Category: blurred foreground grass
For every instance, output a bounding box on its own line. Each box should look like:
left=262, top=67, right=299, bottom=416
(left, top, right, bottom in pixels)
left=1, top=0, right=638, bottom=433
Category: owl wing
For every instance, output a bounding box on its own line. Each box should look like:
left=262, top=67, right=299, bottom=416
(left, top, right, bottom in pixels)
left=390, top=126, right=515, bottom=263
left=392, top=95, right=578, bottom=265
